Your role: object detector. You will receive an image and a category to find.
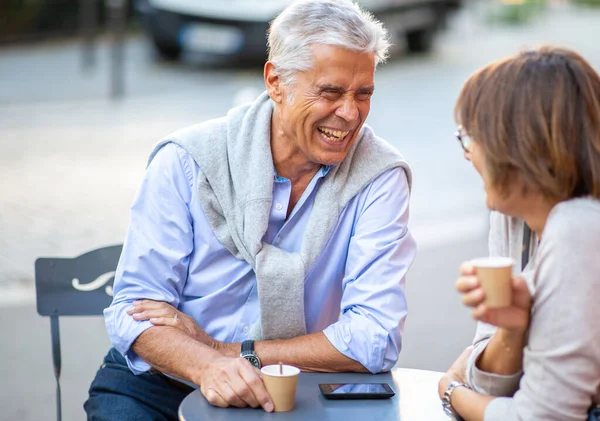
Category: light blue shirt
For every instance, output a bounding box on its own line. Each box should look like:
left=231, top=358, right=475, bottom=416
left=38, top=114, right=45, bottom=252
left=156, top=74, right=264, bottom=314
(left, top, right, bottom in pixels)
left=105, top=143, right=416, bottom=374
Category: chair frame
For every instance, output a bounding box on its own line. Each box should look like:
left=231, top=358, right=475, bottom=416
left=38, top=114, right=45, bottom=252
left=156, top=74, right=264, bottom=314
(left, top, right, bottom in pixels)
left=35, top=244, right=122, bottom=421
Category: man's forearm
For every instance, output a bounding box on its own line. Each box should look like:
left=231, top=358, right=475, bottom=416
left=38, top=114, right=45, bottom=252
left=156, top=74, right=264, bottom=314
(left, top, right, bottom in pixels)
left=132, top=325, right=221, bottom=385
left=221, top=332, right=369, bottom=373
left=476, top=328, right=526, bottom=375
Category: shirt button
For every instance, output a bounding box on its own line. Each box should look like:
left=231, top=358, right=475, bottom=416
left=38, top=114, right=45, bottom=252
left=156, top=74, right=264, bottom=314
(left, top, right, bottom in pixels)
left=275, top=203, right=283, bottom=211
left=243, top=325, right=249, bottom=333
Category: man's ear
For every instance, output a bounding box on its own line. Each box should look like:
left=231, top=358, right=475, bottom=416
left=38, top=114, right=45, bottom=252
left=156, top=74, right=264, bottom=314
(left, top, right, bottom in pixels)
left=264, top=61, right=283, bottom=104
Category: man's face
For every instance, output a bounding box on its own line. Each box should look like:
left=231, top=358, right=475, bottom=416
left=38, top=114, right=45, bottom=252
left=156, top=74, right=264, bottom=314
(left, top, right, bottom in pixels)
left=275, top=45, right=375, bottom=166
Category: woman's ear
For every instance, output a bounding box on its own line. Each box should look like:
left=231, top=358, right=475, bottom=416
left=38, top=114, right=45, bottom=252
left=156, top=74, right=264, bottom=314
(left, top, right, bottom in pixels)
left=264, top=62, right=283, bottom=104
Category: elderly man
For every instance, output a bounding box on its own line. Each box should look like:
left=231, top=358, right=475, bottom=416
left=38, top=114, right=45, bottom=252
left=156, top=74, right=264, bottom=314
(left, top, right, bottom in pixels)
left=85, top=0, right=416, bottom=419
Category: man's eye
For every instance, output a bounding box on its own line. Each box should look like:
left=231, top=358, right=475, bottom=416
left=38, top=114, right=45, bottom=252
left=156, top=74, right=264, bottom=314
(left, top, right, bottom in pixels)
left=356, top=92, right=372, bottom=101
left=322, top=91, right=342, bottom=100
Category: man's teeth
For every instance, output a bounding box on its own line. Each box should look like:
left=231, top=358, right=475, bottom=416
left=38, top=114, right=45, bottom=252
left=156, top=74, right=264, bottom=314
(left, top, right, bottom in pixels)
left=319, top=127, right=350, bottom=140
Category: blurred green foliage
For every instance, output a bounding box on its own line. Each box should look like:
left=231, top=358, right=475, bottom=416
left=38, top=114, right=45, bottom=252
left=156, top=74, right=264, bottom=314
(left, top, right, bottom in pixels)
left=571, top=0, right=600, bottom=7
left=486, top=0, right=546, bottom=24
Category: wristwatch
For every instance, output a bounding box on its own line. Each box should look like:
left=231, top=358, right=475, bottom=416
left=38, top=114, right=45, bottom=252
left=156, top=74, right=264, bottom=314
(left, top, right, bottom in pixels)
left=441, top=380, right=471, bottom=420
left=240, top=340, right=261, bottom=369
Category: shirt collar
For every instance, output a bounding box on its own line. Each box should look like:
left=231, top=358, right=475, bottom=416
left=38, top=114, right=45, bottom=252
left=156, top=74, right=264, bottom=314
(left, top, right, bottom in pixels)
left=274, top=165, right=332, bottom=182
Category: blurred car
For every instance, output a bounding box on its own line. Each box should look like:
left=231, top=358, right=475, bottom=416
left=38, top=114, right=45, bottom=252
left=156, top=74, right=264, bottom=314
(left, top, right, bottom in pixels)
left=135, top=0, right=461, bottom=62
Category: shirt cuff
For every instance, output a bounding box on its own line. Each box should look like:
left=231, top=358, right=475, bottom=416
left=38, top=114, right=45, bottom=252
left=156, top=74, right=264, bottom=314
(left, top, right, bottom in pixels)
left=323, top=311, right=395, bottom=373
left=466, top=341, right=522, bottom=397
left=104, top=303, right=154, bottom=375
left=484, top=397, right=516, bottom=421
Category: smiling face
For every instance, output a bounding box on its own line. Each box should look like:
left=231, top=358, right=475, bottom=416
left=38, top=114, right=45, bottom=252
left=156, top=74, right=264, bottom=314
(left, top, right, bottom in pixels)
left=266, top=44, right=375, bottom=168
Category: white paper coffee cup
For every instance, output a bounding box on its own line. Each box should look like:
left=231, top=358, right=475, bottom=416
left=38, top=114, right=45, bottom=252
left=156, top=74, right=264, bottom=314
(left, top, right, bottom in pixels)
left=261, top=364, right=300, bottom=412
left=471, top=257, right=514, bottom=308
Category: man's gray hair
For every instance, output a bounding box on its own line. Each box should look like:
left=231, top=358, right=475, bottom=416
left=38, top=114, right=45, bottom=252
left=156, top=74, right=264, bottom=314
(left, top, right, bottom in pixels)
left=267, top=0, right=391, bottom=87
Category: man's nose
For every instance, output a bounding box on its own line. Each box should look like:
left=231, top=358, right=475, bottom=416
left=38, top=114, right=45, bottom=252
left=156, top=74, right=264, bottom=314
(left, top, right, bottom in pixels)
left=335, top=97, right=359, bottom=122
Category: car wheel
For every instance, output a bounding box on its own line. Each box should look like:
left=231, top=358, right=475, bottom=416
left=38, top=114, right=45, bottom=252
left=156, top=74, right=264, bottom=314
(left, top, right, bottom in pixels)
left=153, top=39, right=181, bottom=61
left=405, top=27, right=435, bottom=53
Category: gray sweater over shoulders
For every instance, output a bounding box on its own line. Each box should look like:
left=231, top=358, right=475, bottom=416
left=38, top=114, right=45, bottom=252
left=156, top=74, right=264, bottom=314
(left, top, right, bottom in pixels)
left=466, top=198, right=600, bottom=421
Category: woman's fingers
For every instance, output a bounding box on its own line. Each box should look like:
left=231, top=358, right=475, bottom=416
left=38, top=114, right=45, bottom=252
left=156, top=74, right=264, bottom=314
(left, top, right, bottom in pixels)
left=461, top=287, right=485, bottom=308
left=472, top=303, right=488, bottom=320
left=459, top=262, right=476, bottom=276
left=456, top=263, right=478, bottom=299
left=457, top=262, right=485, bottom=309
left=456, top=275, right=480, bottom=293
left=473, top=304, right=530, bottom=330
left=461, top=273, right=532, bottom=330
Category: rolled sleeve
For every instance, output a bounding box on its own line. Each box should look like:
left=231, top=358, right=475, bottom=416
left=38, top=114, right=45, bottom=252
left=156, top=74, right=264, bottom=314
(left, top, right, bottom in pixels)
left=324, top=167, right=415, bottom=373
left=104, top=143, right=195, bottom=373
left=323, top=310, right=389, bottom=373
left=468, top=344, right=522, bottom=397
left=466, top=322, right=522, bottom=397
left=104, top=305, right=154, bottom=373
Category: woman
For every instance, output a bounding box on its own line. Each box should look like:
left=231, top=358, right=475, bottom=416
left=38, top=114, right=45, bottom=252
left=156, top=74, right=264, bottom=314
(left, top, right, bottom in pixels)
left=439, top=46, right=600, bottom=421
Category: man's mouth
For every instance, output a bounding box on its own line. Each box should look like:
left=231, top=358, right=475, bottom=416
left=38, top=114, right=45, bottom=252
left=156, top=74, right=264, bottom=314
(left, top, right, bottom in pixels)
left=317, top=127, right=351, bottom=143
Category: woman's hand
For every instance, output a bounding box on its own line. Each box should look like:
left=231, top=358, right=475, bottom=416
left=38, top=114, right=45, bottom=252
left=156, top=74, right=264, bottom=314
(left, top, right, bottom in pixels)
left=456, top=262, right=532, bottom=333
left=127, top=300, right=219, bottom=349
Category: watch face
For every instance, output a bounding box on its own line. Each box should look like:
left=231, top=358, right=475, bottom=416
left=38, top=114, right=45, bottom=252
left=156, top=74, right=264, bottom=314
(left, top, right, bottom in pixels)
left=244, top=355, right=260, bottom=369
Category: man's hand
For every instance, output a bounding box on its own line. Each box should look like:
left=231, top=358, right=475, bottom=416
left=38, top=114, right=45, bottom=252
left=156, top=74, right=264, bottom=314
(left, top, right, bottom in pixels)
left=456, top=262, right=532, bottom=333
left=128, top=300, right=274, bottom=411
left=438, top=346, right=473, bottom=399
left=128, top=300, right=221, bottom=349
left=199, top=355, right=274, bottom=412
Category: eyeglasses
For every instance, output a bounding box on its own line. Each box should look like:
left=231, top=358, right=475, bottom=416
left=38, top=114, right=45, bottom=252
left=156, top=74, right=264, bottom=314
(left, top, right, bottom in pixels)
left=455, top=125, right=472, bottom=153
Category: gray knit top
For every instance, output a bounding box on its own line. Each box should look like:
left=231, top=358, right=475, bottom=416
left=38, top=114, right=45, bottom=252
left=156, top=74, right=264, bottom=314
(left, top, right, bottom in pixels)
left=467, top=198, right=600, bottom=420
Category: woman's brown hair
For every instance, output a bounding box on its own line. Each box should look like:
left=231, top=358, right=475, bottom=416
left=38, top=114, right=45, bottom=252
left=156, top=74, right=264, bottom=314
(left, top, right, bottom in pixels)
left=455, top=46, right=600, bottom=200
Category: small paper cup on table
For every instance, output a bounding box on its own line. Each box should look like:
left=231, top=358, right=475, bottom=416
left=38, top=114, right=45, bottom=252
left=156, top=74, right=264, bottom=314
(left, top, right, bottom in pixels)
left=260, top=364, right=300, bottom=412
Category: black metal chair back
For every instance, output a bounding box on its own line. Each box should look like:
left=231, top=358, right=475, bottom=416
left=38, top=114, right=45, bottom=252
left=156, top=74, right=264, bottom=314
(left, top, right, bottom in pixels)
left=35, top=244, right=122, bottom=421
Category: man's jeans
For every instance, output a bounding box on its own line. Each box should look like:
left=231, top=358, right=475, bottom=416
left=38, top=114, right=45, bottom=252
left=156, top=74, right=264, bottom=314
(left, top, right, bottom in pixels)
left=85, top=347, right=194, bottom=421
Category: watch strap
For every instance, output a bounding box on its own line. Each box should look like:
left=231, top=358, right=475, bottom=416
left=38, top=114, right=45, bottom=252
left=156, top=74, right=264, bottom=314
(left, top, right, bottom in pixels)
left=241, top=340, right=255, bottom=355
